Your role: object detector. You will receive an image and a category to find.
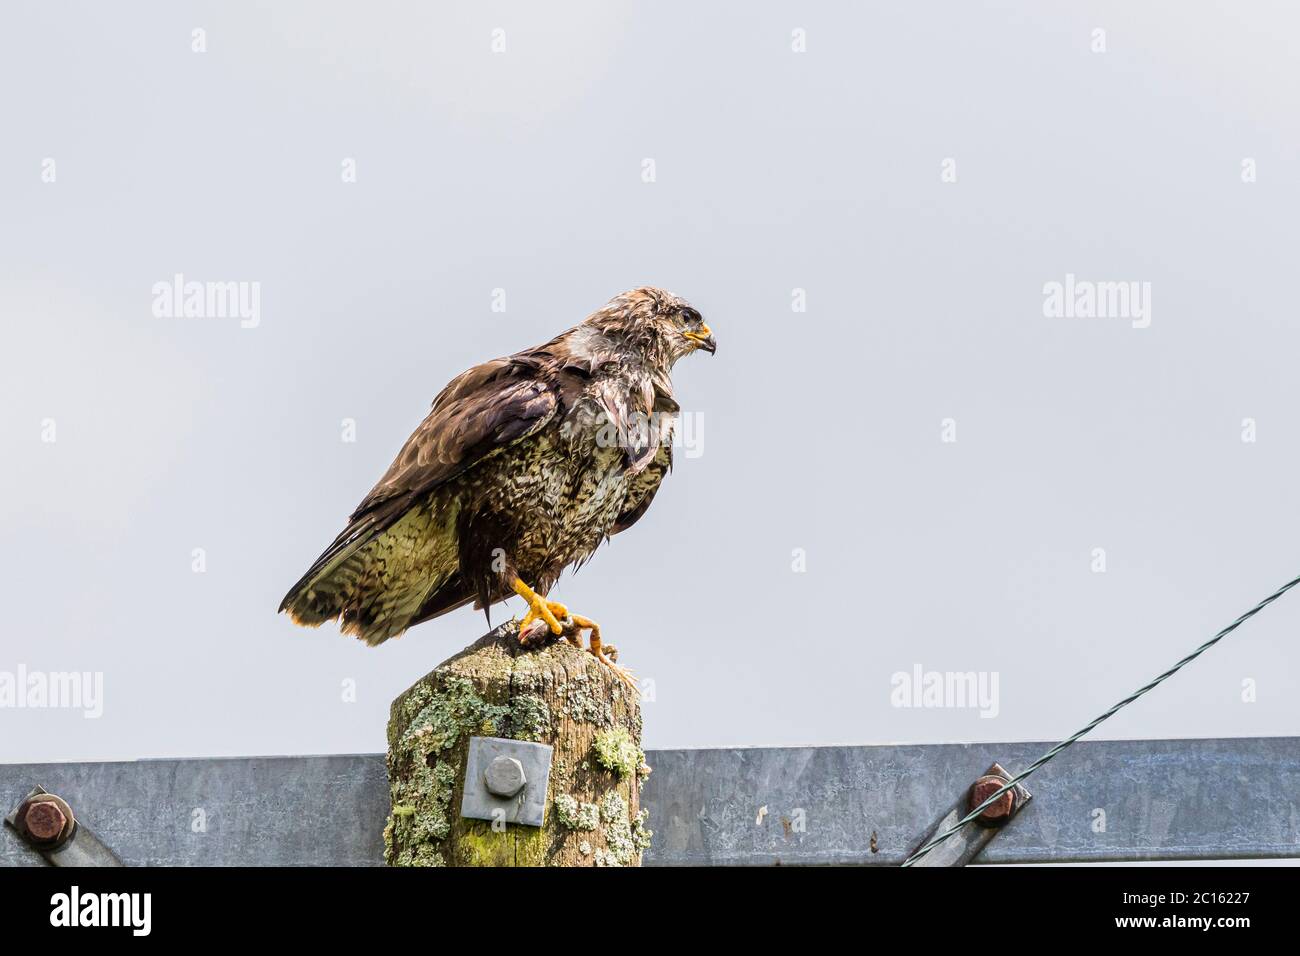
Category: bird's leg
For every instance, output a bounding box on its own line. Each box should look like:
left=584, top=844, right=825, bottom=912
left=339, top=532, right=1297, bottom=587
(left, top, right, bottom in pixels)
left=511, top=582, right=637, bottom=694
left=570, top=613, right=639, bottom=695
left=513, top=578, right=567, bottom=646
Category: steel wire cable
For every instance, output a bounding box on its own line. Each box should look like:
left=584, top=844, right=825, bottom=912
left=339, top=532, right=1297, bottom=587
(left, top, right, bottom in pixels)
left=902, top=572, right=1300, bottom=866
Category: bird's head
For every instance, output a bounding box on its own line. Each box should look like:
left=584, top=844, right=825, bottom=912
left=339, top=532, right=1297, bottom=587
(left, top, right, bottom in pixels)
left=586, top=287, right=716, bottom=367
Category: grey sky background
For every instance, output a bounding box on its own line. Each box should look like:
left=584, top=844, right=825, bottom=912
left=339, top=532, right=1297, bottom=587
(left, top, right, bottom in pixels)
left=2, top=1, right=1299, bottom=765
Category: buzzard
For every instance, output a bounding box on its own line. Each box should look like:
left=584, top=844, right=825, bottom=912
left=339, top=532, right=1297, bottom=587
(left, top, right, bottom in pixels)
left=279, top=287, right=715, bottom=689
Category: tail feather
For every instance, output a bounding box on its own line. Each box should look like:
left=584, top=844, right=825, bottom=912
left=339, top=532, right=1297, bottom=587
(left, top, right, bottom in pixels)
left=280, top=500, right=460, bottom=646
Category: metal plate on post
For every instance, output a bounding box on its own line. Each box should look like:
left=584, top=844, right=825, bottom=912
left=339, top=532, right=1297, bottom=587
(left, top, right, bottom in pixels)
left=460, top=737, right=552, bottom=828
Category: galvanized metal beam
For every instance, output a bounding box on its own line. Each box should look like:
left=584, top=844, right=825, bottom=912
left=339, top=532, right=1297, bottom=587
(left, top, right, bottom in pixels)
left=2, top=736, right=1297, bottom=866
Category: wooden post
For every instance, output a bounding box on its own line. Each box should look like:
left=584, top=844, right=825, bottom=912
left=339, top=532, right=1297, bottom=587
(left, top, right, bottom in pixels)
left=384, top=622, right=649, bottom=866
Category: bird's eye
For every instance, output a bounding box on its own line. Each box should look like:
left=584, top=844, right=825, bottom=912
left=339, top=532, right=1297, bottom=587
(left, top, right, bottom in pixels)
left=681, top=308, right=702, bottom=326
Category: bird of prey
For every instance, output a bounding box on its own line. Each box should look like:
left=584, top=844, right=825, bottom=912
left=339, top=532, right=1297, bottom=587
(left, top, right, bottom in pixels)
left=279, top=287, right=715, bottom=689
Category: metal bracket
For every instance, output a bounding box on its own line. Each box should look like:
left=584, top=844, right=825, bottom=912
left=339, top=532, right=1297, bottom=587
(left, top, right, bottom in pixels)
left=907, top=762, right=1032, bottom=867
left=5, top=786, right=123, bottom=866
left=459, top=737, right=553, bottom=828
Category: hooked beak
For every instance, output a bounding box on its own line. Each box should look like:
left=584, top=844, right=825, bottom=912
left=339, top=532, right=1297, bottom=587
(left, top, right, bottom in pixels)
left=684, top=324, right=717, bottom=355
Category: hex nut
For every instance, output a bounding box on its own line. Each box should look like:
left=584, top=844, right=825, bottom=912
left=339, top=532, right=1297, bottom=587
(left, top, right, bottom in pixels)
left=484, top=755, right=527, bottom=798
left=23, top=801, right=68, bottom=843
left=969, top=774, right=1015, bottom=823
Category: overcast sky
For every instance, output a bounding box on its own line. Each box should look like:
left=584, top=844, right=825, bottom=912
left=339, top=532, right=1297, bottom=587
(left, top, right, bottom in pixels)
left=2, top=1, right=1299, bottom=765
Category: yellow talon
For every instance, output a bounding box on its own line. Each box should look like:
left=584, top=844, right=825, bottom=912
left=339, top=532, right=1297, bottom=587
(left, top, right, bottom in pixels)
left=513, top=578, right=566, bottom=637
left=571, top=613, right=639, bottom=696
left=512, top=581, right=638, bottom=695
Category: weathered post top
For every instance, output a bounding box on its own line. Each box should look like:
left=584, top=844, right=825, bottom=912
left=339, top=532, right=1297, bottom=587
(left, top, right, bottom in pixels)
left=385, top=622, right=650, bottom=866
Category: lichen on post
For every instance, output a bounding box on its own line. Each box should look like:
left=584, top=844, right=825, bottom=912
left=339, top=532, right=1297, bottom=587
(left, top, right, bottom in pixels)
left=384, top=622, right=649, bottom=866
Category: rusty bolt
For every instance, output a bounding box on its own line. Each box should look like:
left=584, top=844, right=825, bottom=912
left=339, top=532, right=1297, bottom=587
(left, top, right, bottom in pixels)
left=969, top=774, right=1015, bottom=823
left=23, top=801, right=68, bottom=843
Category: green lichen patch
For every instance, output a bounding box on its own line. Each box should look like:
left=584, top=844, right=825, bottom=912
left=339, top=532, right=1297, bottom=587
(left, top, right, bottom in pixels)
left=386, top=673, right=509, bottom=867
left=589, top=791, right=650, bottom=866
left=598, top=791, right=635, bottom=866
left=395, top=843, right=445, bottom=867
left=562, top=673, right=614, bottom=726
left=399, top=675, right=509, bottom=754
left=555, top=794, right=600, bottom=831
left=599, top=791, right=626, bottom=824
left=507, top=693, right=552, bottom=742
left=631, top=808, right=653, bottom=852
left=385, top=755, right=459, bottom=866
left=592, top=726, right=645, bottom=778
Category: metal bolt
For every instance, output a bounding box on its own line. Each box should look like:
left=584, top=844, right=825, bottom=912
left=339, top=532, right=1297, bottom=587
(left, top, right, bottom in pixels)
left=484, top=755, right=527, bottom=798
left=969, top=774, right=1015, bottom=823
left=23, top=800, right=68, bottom=843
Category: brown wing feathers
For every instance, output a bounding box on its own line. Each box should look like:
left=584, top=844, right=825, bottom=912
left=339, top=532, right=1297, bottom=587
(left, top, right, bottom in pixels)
left=278, top=354, right=561, bottom=642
